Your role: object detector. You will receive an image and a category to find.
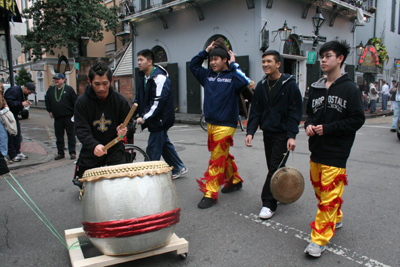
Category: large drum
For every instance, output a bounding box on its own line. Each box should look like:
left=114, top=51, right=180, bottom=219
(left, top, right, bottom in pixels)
left=79, top=161, right=180, bottom=256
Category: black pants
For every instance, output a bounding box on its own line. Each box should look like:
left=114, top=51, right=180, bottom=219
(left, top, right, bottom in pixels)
left=54, top=116, right=76, bottom=156
left=262, top=132, right=289, bottom=211
left=7, top=118, right=21, bottom=159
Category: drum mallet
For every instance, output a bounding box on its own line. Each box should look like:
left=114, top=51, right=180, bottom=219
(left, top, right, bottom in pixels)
left=102, top=103, right=138, bottom=152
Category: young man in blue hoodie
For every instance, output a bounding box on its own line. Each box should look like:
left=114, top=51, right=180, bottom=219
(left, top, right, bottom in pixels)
left=190, top=38, right=250, bottom=209
left=245, top=50, right=303, bottom=220
left=304, top=41, right=365, bottom=257
left=134, top=49, right=187, bottom=179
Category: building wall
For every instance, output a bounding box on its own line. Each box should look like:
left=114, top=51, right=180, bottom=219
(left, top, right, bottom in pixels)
left=129, top=0, right=357, bottom=113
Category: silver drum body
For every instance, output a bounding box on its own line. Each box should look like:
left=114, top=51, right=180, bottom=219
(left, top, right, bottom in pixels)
left=80, top=161, right=179, bottom=256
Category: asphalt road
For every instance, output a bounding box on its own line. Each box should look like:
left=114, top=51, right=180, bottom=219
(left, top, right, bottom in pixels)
left=0, top=109, right=398, bottom=267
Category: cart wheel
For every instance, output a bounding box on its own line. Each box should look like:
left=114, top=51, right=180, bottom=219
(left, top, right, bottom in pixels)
left=179, top=253, right=187, bottom=260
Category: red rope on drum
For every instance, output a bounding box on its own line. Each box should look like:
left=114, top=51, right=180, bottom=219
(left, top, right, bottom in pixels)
left=82, top=208, right=181, bottom=238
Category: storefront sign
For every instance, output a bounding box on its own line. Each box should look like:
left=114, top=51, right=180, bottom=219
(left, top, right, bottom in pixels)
left=30, top=63, right=44, bottom=71
left=359, top=45, right=379, bottom=73
left=307, top=51, right=317, bottom=64
left=395, top=59, right=400, bottom=70
left=74, top=62, right=79, bottom=70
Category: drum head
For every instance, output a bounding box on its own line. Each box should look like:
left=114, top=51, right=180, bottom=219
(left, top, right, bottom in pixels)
left=270, top=167, right=304, bottom=204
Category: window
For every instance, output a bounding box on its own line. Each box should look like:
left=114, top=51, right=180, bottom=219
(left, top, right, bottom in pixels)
left=36, top=71, right=44, bottom=93
left=398, top=3, right=400, bottom=34
left=391, top=0, right=396, bottom=32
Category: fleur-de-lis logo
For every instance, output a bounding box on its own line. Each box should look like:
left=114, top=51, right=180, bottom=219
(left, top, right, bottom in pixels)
left=93, top=113, right=112, bottom=133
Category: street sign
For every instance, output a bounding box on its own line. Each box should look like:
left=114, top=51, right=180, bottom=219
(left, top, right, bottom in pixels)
left=307, top=51, right=317, bottom=64
left=74, top=62, right=79, bottom=70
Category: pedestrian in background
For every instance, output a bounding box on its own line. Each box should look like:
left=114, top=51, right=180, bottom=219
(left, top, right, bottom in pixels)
left=0, top=82, right=10, bottom=169
left=189, top=38, right=250, bottom=209
left=4, top=82, right=36, bottom=162
left=304, top=40, right=365, bottom=258
left=380, top=81, right=389, bottom=111
left=369, top=82, right=379, bottom=114
left=45, top=73, right=77, bottom=160
left=390, top=82, right=400, bottom=132
left=245, top=50, right=302, bottom=220
left=358, top=80, right=369, bottom=111
left=134, top=49, right=188, bottom=179
left=389, top=80, right=397, bottom=111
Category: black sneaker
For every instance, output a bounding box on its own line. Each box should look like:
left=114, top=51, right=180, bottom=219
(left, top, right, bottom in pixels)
left=70, top=154, right=76, bottom=160
left=55, top=155, right=65, bottom=160
left=197, top=197, right=216, bottom=209
left=221, top=182, right=242, bottom=193
left=390, top=129, right=396, bottom=132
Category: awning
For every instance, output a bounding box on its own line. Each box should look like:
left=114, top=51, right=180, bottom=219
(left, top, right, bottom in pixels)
left=0, top=0, right=22, bottom=23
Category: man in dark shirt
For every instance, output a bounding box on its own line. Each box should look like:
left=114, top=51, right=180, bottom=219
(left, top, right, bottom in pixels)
left=4, top=82, right=36, bottom=162
left=74, top=61, right=129, bottom=183
left=45, top=73, right=77, bottom=160
left=245, top=50, right=302, bottom=220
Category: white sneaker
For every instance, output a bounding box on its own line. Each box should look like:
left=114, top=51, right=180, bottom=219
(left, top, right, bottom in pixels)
left=258, top=207, right=275, bottom=219
left=17, top=152, right=28, bottom=160
left=172, top=167, right=188, bottom=180
left=335, top=222, right=342, bottom=229
left=12, top=155, right=21, bottom=162
left=304, top=241, right=326, bottom=257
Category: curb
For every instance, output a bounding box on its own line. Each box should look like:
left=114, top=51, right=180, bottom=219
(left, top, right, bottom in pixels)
left=8, top=139, right=55, bottom=171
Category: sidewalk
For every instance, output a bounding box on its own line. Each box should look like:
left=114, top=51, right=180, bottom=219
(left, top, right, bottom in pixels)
left=15, top=100, right=392, bottom=171
left=7, top=139, right=55, bottom=170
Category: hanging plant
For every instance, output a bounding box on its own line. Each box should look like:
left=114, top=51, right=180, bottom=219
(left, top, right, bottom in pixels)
left=369, top=37, right=389, bottom=68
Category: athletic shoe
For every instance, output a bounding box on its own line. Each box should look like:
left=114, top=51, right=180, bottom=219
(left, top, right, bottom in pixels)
left=55, top=155, right=65, bottom=160
left=259, top=207, right=275, bottom=220
left=221, top=182, right=242, bottom=193
left=197, top=197, right=216, bottom=209
left=70, top=154, right=76, bottom=160
left=390, top=129, right=396, bottom=132
left=336, top=222, right=342, bottom=229
left=172, top=167, right=188, bottom=179
left=304, top=241, right=326, bottom=257
left=12, top=156, right=21, bottom=162
left=17, top=152, right=28, bottom=160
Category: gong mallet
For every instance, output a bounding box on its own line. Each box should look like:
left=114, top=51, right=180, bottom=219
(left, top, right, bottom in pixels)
left=102, top=103, right=138, bottom=152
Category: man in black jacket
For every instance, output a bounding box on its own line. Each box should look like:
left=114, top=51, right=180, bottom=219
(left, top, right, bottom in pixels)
left=245, top=50, right=302, bottom=220
left=304, top=41, right=365, bottom=257
left=45, top=73, right=77, bottom=160
left=74, top=61, right=129, bottom=181
left=134, top=49, right=187, bottom=179
left=4, top=82, right=36, bottom=162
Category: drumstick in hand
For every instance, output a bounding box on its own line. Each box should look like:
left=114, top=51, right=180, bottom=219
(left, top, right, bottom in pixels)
left=102, top=103, right=138, bottom=152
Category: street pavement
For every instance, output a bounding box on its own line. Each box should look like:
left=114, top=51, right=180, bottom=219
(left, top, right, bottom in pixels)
left=0, top=108, right=398, bottom=266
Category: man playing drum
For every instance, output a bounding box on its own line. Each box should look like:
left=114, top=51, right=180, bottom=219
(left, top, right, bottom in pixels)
left=245, top=50, right=303, bottom=220
left=74, top=60, right=130, bottom=184
left=189, top=37, right=250, bottom=209
left=304, top=41, right=365, bottom=257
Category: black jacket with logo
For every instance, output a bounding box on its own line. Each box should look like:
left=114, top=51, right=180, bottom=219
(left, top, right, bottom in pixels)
left=305, top=73, right=365, bottom=168
left=74, top=85, right=130, bottom=167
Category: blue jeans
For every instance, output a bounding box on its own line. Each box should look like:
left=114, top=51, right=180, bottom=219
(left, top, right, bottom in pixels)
left=381, top=94, right=389, bottom=111
left=391, top=101, right=400, bottom=129
left=370, top=100, right=377, bottom=113
left=146, top=129, right=185, bottom=175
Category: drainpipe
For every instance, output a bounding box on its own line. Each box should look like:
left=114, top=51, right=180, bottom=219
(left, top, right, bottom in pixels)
left=130, top=21, right=136, bottom=97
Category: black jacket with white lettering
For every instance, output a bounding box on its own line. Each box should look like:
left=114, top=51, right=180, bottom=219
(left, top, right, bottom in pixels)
left=305, top=73, right=365, bottom=168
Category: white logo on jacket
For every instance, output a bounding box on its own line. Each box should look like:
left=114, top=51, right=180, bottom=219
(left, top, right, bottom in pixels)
left=207, top=77, right=232, bottom=83
left=312, top=95, right=347, bottom=113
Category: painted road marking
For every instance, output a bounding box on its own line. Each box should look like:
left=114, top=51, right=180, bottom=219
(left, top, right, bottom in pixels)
left=234, top=212, right=391, bottom=267
left=45, top=126, right=55, bottom=140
